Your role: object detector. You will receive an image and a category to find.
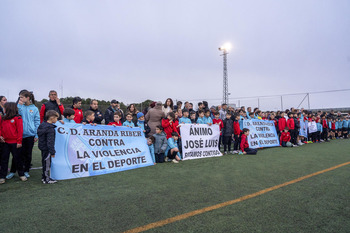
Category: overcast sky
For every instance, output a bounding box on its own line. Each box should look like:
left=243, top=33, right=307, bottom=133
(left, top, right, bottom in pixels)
left=0, top=0, right=349, bottom=110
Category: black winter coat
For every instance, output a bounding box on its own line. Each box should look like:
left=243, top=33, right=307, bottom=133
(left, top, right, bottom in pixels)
left=222, top=118, right=234, bottom=136
left=37, top=121, right=57, bottom=155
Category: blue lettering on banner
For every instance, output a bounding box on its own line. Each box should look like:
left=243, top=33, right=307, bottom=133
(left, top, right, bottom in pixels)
left=243, top=120, right=280, bottom=148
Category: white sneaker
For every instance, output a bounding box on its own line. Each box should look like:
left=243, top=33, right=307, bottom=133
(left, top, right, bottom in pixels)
left=233, top=150, right=239, bottom=154
left=293, top=145, right=299, bottom=147
left=297, top=142, right=303, bottom=146
left=172, top=159, right=179, bottom=164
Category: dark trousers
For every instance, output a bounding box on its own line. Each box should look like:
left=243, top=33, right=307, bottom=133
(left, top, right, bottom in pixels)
left=222, top=136, right=232, bottom=152
left=218, top=135, right=222, bottom=151
left=245, top=148, right=257, bottom=155
left=233, top=135, right=240, bottom=150
left=310, top=132, right=317, bottom=142
left=10, top=136, right=35, bottom=173
left=0, top=143, right=24, bottom=178
left=167, top=150, right=177, bottom=160
left=321, top=128, right=329, bottom=141
left=41, top=150, right=52, bottom=181
left=290, top=129, right=297, bottom=145
left=316, top=131, right=321, bottom=141
left=155, top=153, right=165, bottom=163
left=281, top=141, right=287, bottom=147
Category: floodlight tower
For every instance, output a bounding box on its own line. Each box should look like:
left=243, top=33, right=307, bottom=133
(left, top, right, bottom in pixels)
left=218, top=43, right=232, bottom=105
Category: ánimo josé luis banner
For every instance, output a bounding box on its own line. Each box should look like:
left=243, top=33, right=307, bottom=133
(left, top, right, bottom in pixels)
left=51, top=123, right=154, bottom=180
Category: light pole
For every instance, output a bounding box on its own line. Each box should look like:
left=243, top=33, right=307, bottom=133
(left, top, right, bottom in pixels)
left=218, top=43, right=232, bottom=105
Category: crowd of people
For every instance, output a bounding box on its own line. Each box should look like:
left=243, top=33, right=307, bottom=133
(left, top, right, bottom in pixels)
left=0, top=90, right=349, bottom=184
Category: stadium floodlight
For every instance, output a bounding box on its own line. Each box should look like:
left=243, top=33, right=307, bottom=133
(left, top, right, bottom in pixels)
left=218, top=42, right=232, bottom=105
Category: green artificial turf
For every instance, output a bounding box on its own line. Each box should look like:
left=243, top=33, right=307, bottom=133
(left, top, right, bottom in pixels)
left=0, top=139, right=349, bottom=233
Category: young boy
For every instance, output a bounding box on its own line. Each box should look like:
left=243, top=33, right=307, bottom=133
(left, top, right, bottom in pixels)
left=203, top=109, right=213, bottom=126
left=62, top=108, right=76, bottom=124
left=37, top=110, right=59, bottom=184
left=343, top=116, right=349, bottom=139
left=147, top=136, right=156, bottom=164
left=179, top=109, right=191, bottom=124
left=82, top=110, right=96, bottom=125
left=196, top=110, right=205, bottom=124
left=153, top=126, right=168, bottom=163
left=190, top=111, right=196, bottom=124
left=239, top=128, right=257, bottom=155
left=135, top=112, right=151, bottom=137
left=165, top=132, right=182, bottom=163
left=280, top=127, right=292, bottom=147
left=222, top=112, right=234, bottom=154
left=108, top=112, right=122, bottom=126
left=213, top=112, right=223, bottom=151
left=123, top=113, right=135, bottom=127
left=316, top=118, right=323, bottom=142
left=278, top=112, right=287, bottom=136
left=287, top=112, right=297, bottom=146
left=233, top=114, right=241, bottom=154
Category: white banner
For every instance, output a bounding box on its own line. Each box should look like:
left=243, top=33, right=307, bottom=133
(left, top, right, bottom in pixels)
left=180, top=124, right=222, bottom=160
left=308, top=121, right=317, bottom=133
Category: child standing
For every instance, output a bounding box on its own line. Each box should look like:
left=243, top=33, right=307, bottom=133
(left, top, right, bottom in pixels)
left=82, top=110, right=96, bottom=125
left=239, top=128, right=257, bottom=155
left=37, top=110, right=59, bottom=184
left=147, top=136, right=156, bottom=164
left=179, top=109, right=191, bottom=124
left=7, top=91, right=40, bottom=179
left=287, top=112, right=297, bottom=146
left=135, top=112, right=151, bottom=137
left=162, top=112, right=178, bottom=139
left=190, top=111, right=196, bottom=123
left=123, top=113, right=135, bottom=127
left=108, top=112, right=122, bottom=126
left=213, top=112, right=223, bottom=151
left=203, top=109, right=213, bottom=126
left=0, top=103, right=25, bottom=184
left=153, top=126, right=168, bottom=163
left=222, top=112, right=234, bottom=154
left=62, top=108, right=76, bottom=124
left=233, top=114, right=241, bottom=154
left=278, top=112, right=287, bottom=136
left=196, top=110, right=205, bottom=124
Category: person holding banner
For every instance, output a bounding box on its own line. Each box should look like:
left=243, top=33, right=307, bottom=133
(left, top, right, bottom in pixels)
left=239, top=128, right=257, bottom=155
left=213, top=112, right=223, bottom=151
left=162, top=112, right=179, bottom=139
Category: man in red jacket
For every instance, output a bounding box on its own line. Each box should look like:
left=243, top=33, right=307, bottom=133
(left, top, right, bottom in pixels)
left=40, top=90, right=64, bottom=123
left=239, top=128, right=257, bottom=155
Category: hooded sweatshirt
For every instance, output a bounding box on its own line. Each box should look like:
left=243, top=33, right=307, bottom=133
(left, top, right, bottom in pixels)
left=37, top=121, right=57, bottom=155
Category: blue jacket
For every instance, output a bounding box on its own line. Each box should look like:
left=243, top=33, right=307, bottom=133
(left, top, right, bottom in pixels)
left=197, top=117, right=205, bottom=124
left=239, top=116, right=245, bottom=130
left=18, top=104, right=40, bottom=138
left=123, top=121, right=135, bottom=127
left=63, top=118, right=76, bottom=124
left=179, top=117, right=191, bottom=124
left=203, top=116, right=213, bottom=125
left=343, top=120, right=349, bottom=128
left=148, top=144, right=155, bottom=163
left=165, top=138, right=182, bottom=159
left=316, top=122, right=323, bottom=133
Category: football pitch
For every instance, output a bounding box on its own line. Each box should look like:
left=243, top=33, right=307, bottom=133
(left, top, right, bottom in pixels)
left=1, top=139, right=349, bottom=233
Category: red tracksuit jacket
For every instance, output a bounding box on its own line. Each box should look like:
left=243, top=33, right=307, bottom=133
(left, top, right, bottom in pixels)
left=108, top=121, right=122, bottom=126
left=240, top=134, right=249, bottom=152
left=213, top=119, right=223, bottom=135
left=73, top=108, right=83, bottom=123
left=280, top=132, right=291, bottom=145
left=278, top=117, right=287, bottom=132
left=233, top=121, right=241, bottom=135
left=287, top=118, right=295, bottom=130
left=0, top=116, right=23, bottom=144
left=161, top=118, right=179, bottom=139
